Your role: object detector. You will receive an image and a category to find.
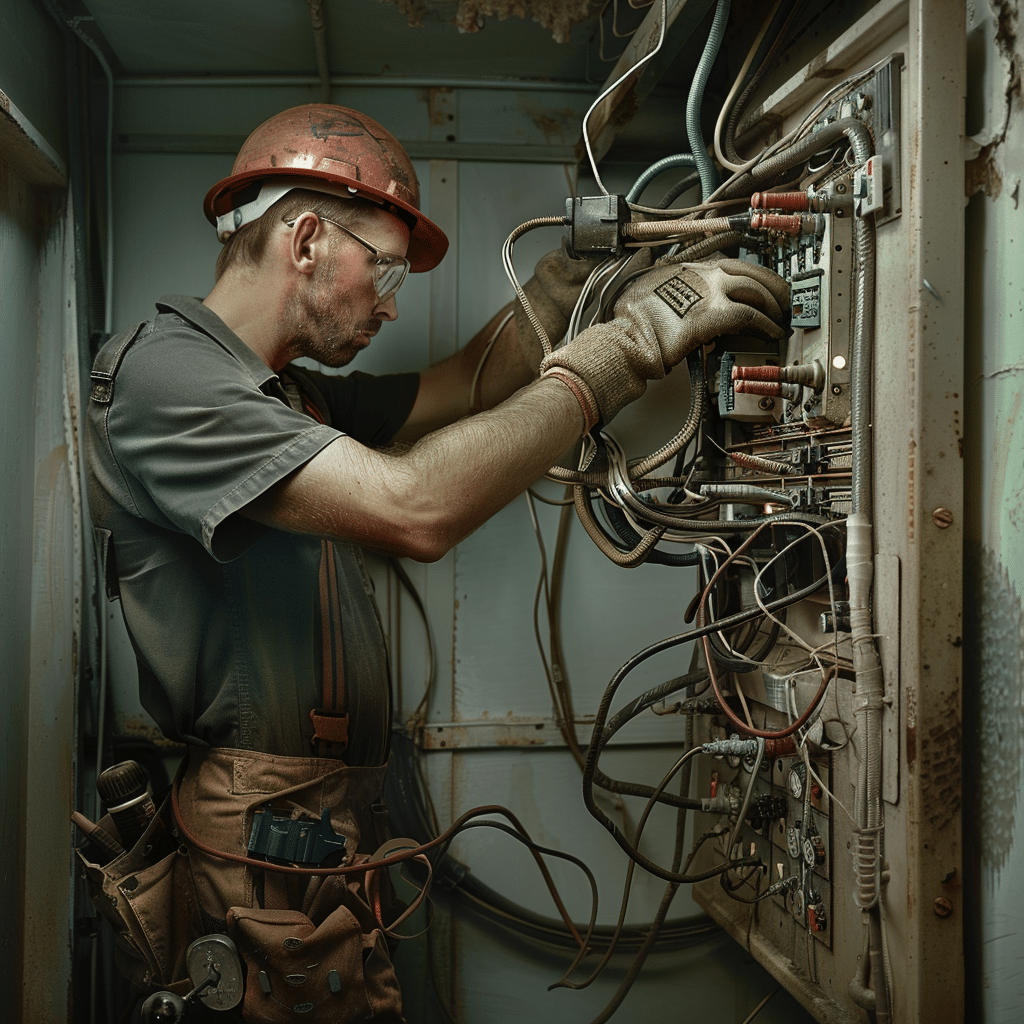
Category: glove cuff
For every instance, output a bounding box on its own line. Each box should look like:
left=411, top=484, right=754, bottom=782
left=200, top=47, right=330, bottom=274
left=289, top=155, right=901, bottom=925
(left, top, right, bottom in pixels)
left=541, top=367, right=601, bottom=433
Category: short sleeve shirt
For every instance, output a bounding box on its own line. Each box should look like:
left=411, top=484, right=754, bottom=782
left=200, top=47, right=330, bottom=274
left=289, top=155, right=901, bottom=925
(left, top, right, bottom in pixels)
left=87, top=295, right=419, bottom=764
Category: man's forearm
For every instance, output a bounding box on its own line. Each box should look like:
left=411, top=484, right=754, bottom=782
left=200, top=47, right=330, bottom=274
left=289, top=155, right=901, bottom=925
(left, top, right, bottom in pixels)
left=246, top=375, right=585, bottom=562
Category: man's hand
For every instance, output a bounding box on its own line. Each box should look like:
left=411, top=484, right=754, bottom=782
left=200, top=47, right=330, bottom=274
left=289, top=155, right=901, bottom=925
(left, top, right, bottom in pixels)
left=515, top=247, right=601, bottom=367
left=539, top=257, right=790, bottom=429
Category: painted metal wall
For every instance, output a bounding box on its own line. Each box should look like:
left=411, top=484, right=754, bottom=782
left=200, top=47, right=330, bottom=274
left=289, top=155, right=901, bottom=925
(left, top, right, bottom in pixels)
left=0, top=72, right=79, bottom=1024
left=963, top=3, right=1024, bottom=1022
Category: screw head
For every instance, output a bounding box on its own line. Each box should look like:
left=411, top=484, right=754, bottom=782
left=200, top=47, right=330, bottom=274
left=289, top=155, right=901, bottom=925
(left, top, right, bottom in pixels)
left=758, top=397, right=775, bottom=411
left=832, top=385, right=842, bottom=395
left=836, top=182, right=848, bottom=194
left=932, top=507, right=954, bottom=529
left=934, top=896, right=954, bottom=918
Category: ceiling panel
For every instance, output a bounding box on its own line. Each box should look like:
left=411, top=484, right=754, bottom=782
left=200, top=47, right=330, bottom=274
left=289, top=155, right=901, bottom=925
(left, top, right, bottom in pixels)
left=80, top=0, right=617, bottom=82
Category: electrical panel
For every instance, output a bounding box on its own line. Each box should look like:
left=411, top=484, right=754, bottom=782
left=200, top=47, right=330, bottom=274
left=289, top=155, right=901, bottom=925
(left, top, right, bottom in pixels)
left=558, top=7, right=964, bottom=1022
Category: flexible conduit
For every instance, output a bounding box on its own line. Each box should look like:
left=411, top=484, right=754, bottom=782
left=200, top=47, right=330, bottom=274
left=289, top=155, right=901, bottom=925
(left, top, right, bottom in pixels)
left=626, top=154, right=698, bottom=204
left=833, top=123, right=889, bottom=1021
left=686, top=0, right=731, bottom=200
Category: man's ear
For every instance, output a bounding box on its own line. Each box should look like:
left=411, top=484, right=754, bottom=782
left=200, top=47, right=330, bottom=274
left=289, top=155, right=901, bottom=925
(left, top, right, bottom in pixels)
left=287, top=212, right=326, bottom=276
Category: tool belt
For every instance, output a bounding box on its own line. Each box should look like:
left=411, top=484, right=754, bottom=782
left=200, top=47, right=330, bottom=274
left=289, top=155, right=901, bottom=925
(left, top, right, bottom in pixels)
left=77, top=746, right=408, bottom=1022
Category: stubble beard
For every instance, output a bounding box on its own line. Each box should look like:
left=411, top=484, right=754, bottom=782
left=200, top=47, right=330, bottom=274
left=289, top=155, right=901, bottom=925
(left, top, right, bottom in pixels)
left=292, top=269, right=381, bottom=368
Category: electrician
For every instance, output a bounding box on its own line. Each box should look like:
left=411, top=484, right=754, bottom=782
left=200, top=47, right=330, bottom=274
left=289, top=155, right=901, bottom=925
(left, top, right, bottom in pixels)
left=85, top=104, right=789, bottom=1021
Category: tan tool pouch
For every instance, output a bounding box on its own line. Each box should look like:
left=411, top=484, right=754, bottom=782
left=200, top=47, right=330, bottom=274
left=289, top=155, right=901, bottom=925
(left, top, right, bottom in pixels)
left=77, top=746, right=410, bottom=1021
left=76, top=792, right=200, bottom=995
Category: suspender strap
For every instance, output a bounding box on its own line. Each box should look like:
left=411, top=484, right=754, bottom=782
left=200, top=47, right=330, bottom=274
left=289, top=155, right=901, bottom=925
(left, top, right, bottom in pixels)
left=295, top=390, right=350, bottom=756
left=309, top=539, right=349, bottom=754
left=89, top=322, right=146, bottom=404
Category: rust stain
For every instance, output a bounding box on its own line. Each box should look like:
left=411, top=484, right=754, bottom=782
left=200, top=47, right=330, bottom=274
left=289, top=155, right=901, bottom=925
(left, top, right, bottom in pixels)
left=906, top=684, right=918, bottom=769
left=919, top=687, right=962, bottom=832
left=907, top=435, right=917, bottom=542
left=427, top=87, right=454, bottom=127
left=966, top=142, right=1004, bottom=199
left=518, top=99, right=578, bottom=144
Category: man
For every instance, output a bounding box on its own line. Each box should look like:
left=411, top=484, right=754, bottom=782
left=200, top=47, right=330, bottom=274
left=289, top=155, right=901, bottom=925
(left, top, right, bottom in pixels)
left=85, top=104, right=789, bottom=1021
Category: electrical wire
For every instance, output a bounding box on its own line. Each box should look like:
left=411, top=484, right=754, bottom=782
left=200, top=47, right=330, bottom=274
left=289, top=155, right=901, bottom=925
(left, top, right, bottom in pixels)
left=525, top=491, right=587, bottom=768
left=686, top=0, right=731, bottom=199
left=740, top=987, right=780, bottom=1024
left=581, top=0, right=669, bottom=195
left=581, top=557, right=837, bottom=879
left=713, top=0, right=785, bottom=172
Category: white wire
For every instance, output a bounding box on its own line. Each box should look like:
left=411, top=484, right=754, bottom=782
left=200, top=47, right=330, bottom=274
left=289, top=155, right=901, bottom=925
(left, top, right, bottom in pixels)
left=713, top=0, right=784, bottom=173
left=581, top=0, right=669, bottom=195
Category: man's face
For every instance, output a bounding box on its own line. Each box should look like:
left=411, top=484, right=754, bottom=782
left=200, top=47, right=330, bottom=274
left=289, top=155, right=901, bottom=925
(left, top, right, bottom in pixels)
left=293, top=208, right=410, bottom=368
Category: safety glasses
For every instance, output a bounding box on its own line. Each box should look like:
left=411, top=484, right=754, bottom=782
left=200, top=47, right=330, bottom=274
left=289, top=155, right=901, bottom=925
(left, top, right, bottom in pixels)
left=286, top=213, right=410, bottom=301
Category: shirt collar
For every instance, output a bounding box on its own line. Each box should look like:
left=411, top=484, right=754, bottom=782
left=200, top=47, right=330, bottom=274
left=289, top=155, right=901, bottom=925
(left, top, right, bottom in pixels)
left=155, top=295, right=279, bottom=391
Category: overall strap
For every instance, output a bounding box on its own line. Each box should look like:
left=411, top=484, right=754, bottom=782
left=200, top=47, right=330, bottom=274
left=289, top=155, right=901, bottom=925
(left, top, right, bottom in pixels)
left=292, top=389, right=350, bottom=757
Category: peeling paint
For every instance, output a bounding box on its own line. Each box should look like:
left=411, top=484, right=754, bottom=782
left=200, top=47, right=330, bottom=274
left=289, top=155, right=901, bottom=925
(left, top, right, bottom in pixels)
left=966, top=0, right=1023, bottom=198
left=966, top=140, right=1004, bottom=198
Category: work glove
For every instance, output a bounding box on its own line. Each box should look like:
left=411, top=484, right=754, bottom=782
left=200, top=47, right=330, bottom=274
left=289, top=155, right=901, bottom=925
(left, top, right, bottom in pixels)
left=515, top=247, right=602, bottom=369
left=540, top=257, right=790, bottom=430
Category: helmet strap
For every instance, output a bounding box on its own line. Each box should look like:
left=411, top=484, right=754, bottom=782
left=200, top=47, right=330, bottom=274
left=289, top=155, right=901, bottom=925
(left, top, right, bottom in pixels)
left=215, top=179, right=415, bottom=243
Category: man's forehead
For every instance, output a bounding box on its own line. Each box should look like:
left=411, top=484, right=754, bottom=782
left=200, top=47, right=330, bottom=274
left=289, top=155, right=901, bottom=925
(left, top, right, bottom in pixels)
left=353, top=205, right=411, bottom=254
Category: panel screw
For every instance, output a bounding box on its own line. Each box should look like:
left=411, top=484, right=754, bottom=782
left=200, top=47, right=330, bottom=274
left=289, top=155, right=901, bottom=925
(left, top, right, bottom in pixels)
left=932, top=508, right=954, bottom=529
left=934, top=897, right=953, bottom=917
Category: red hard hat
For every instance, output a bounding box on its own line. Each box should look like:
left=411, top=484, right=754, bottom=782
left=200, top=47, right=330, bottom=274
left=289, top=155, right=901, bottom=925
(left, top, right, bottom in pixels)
left=203, top=104, right=448, bottom=272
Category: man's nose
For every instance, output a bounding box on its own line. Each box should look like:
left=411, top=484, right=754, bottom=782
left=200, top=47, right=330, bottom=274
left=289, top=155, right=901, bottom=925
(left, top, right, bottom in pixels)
left=376, top=294, right=399, bottom=321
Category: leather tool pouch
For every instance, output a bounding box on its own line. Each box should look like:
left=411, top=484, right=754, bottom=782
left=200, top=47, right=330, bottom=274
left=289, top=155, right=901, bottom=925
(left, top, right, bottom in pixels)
left=77, top=747, right=407, bottom=1021
left=227, top=874, right=402, bottom=1022
left=76, top=793, right=200, bottom=995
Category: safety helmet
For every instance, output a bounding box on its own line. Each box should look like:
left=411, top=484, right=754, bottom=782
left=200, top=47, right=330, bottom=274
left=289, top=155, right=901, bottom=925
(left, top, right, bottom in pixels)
left=203, top=104, right=448, bottom=272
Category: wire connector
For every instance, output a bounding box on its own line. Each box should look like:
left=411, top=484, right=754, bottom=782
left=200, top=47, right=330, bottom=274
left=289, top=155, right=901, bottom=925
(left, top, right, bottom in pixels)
left=563, top=195, right=629, bottom=258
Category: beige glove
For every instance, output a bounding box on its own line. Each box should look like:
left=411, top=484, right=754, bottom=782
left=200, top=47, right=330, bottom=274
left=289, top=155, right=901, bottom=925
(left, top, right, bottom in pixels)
left=515, top=247, right=602, bottom=368
left=540, top=257, right=790, bottom=430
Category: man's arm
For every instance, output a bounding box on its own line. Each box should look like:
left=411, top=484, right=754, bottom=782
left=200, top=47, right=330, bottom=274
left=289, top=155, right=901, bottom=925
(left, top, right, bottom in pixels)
left=392, top=303, right=533, bottom=443
left=243, top=375, right=584, bottom=562
left=244, top=257, right=790, bottom=564
left=394, top=248, right=598, bottom=443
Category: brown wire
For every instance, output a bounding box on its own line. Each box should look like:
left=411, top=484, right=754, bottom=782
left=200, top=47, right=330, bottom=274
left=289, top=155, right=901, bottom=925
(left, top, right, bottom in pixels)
left=171, top=783, right=588, bottom=948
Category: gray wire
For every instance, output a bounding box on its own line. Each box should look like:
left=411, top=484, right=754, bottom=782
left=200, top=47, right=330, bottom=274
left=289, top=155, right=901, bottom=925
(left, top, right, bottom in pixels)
left=686, top=0, right=731, bottom=200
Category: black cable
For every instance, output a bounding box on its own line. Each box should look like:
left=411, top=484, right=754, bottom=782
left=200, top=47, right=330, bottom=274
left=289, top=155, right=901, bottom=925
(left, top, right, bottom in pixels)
left=385, top=734, right=714, bottom=952
left=659, top=171, right=703, bottom=208
left=581, top=544, right=840, bottom=880
left=602, top=501, right=701, bottom=566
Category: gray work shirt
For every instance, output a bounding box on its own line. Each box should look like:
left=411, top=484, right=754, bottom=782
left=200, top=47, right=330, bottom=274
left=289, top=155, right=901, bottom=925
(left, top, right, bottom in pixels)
left=87, top=295, right=419, bottom=764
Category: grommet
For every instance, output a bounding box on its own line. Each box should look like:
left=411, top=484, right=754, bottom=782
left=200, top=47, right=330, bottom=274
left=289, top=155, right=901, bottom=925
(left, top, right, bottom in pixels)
left=285, top=974, right=307, bottom=986
left=283, top=936, right=304, bottom=950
